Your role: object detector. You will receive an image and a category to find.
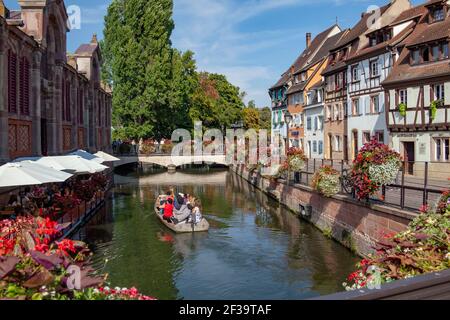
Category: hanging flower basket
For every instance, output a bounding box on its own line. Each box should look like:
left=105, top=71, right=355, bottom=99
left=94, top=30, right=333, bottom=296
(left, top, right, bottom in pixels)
left=312, top=165, right=341, bottom=197
left=351, top=139, right=402, bottom=200
left=287, top=147, right=307, bottom=172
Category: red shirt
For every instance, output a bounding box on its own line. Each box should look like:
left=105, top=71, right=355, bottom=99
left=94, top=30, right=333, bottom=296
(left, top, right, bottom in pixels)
left=163, top=202, right=174, bottom=219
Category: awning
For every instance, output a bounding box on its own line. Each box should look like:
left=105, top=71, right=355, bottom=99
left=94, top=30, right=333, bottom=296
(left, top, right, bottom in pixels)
left=0, top=162, right=73, bottom=188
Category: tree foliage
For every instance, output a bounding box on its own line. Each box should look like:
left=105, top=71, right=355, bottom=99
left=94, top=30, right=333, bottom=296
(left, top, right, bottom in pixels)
left=102, top=0, right=245, bottom=140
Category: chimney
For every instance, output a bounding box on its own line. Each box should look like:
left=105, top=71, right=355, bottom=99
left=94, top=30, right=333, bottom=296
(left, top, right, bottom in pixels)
left=17, top=0, right=47, bottom=43
left=91, top=33, right=98, bottom=44
left=306, top=33, right=312, bottom=48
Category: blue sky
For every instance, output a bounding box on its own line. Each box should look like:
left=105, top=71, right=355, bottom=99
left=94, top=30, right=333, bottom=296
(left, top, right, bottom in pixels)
left=5, top=0, right=423, bottom=107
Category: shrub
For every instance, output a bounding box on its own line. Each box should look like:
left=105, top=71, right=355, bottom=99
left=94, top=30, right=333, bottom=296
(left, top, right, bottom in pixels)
left=344, top=191, right=450, bottom=291
left=312, top=166, right=340, bottom=197
left=0, top=217, right=155, bottom=300
left=118, top=143, right=131, bottom=154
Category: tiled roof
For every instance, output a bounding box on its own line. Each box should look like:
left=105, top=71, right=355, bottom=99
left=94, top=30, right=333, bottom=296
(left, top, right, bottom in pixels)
left=286, top=81, right=307, bottom=94
left=269, top=71, right=290, bottom=90
left=303, top=30, right=348, bottom=71
left=270, top=24, right=340, bottom=90
left=346, top=21, right=416, bottom=63
left=383, top=1, right=450, bottom=85
left=291, top=24, right=339, bottom=74
left=74, top=43, right=98, bottom=56
left=331, top=3, right=392, bottom=51
left=405, top=17, right=450, bottom=47
left=390, top=1, right=429, bottom=26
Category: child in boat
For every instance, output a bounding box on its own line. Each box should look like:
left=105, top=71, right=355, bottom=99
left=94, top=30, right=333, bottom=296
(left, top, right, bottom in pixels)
left=163, top=198, right=174, bottom=223
left=188, top=198, right=202, bottom=224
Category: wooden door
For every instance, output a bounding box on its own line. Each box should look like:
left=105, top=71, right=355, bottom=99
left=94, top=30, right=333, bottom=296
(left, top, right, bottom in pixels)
left=403, top=142, right=415, bottom=175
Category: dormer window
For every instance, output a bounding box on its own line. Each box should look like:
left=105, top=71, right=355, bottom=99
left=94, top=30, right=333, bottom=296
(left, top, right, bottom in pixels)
left=411, top=41, right=450, bottom=65
left=411, top=49, right=420, bottom=65
left=432, top=6, right=445, bottom=22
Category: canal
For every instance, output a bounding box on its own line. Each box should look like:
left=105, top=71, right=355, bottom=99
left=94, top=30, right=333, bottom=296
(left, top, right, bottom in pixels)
left=79, top=165, right=359, bottom=300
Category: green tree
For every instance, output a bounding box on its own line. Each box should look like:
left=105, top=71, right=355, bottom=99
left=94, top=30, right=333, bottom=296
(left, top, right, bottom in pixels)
left=242, top=107, right=260, bottom=130
left=103, top=0, right=175, bottom=140
left=258, top=107, right=272, bottom=133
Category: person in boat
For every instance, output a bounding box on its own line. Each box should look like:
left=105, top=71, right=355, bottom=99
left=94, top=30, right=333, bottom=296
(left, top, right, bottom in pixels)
left=172, top=198, right=193, bottom=224
left=188, top=198, right=203, bottom=224
left=162, top=198, right=174, bottom=223
left=158, top=191, right=173, bottom=215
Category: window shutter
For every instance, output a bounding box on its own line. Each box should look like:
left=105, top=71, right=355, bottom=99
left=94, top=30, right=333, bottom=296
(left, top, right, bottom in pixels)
left=61, top=79, right=66, bottom=120
left=66, top=82, right=71, bottom=122
left=19, top=57, right=30, bottom=115
left=365, top=96, right=371, bottom=114
left=8, top=51, right=17, bottom=113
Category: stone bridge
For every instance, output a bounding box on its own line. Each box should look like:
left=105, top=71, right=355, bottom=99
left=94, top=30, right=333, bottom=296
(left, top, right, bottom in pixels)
left=114, top=154, right=228, bottom=169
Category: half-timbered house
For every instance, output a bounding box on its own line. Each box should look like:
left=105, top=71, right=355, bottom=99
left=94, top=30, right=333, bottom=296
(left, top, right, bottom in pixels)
left=383, top=0, right=450, bottom=176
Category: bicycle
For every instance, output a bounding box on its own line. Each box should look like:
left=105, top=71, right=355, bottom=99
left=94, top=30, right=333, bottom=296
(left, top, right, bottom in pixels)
left=340, top=169, right=354, bottom=195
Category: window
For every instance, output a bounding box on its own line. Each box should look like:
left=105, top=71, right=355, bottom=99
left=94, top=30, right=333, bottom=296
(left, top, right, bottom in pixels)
left=333, top=105, right=339, bottom=121
left=370, top=36, right=377, bottom=47
left=326, top=105, right=332, bottom=120
left=422, top=47, right=430, bottom=62
left=300, top=73, right=306, bottom=82
left=336, top=72, right=344, bottom=89
left=432, top=45, right=440, bottom=61
left=8, top=50, right=17, bottom=113
left=370, top=60, right=379, bottom=77
left=352, top=99, right=360, bottom=116
left=335, top=136, right=341, bottom=152
left=399, top=89, right=408, bottom=105
left=306, top=117, right=312, bottom=130
left=411, top=49, right=420, bottom=65
left=375, top=131, right=385, bottom=144
left=318, top=141, right=323, bottom=155
left=371, top=95, right=380, bottom=113
left=434, top=84, right=445, bottom=101
left=363, top=132, right=371, bottom=144
left=435, top=138, right=450, bottom=161
left=318, top=116, right=323, bottom=130
left=442, top=42, right=449, bottom=59
left=313, top=141, right=318, bottom=153
left=351, top=65, right=359, bottom=82
left=314, top=117, right=318, bottom=131
left=432, top=7, right=445, bottom=22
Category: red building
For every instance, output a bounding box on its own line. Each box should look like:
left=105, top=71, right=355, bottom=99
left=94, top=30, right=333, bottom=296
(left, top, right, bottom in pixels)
left=0, top=0, right=112, bottom=164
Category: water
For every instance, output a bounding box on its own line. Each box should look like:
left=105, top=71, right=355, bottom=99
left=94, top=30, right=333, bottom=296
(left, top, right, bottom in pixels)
left=80, top=165, right=359, bottom=300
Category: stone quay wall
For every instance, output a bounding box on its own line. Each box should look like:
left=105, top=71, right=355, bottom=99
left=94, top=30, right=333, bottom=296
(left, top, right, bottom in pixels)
left=232, top=165, right=418, bottom=257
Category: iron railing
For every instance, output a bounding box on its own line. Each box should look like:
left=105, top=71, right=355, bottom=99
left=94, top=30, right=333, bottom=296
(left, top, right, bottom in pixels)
left=287, top=159, right=449, bottom=212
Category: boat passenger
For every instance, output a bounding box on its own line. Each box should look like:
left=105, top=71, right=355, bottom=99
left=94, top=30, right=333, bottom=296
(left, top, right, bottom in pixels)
left=163, top=198, right=174, bottom=223
left=173, top=202, right=192, bottom=224
left=188, top=199, right=203, bottom=224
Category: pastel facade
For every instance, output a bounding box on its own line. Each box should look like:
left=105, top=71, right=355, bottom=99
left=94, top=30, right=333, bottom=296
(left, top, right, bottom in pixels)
left=0, top=0, right=112, bottom=164
left=304, top=83, right=325, bottom=159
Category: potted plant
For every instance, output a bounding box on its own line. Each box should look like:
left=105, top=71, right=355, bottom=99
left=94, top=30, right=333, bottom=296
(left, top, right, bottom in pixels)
left=350, top=139, right=402, bottom=200
left=398, top=103, right=407, bottom=117
left=312, top=165, right=341, bottom=197
left=430, top=99, right=443, bottom=121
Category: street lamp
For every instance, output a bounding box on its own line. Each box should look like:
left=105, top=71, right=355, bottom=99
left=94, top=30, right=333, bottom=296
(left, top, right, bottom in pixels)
left=284, top=110, right=293, bottom=153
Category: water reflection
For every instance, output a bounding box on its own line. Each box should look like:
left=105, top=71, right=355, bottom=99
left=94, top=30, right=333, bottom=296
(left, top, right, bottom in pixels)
left=80, top=165, right=359, bottom=300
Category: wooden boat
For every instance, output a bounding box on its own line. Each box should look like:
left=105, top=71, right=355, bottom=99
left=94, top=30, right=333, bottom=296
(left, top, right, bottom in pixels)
left=154, top=196, right=209, bottom=233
